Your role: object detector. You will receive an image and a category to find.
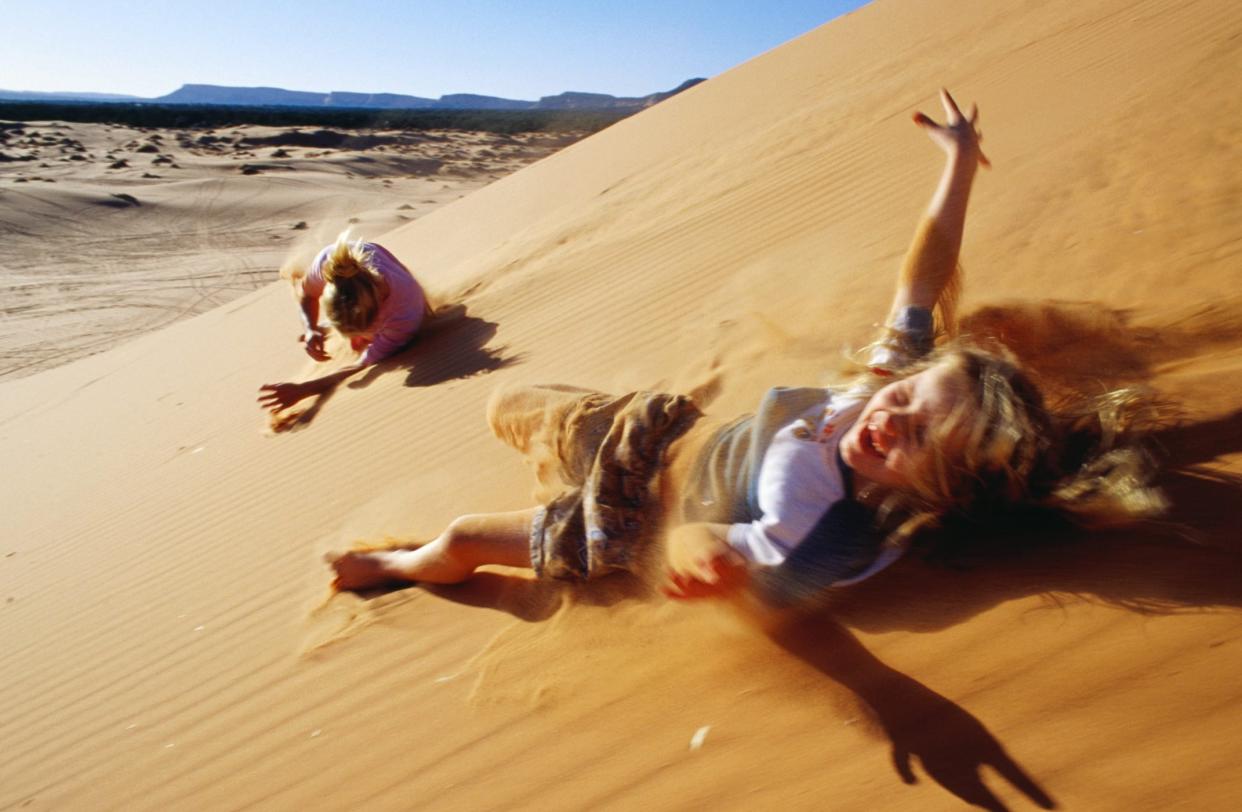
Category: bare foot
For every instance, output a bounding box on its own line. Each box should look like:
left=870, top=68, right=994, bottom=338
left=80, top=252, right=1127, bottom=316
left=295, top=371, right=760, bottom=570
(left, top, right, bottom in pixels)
left=326, top=549, right=417, bottom=591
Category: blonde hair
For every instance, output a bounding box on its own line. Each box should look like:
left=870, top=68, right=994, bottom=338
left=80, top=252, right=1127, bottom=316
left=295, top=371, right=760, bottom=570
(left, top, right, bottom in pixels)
left=320, top=231, right=382, bottom=335
left=842, top=341, right=1168, bottom=549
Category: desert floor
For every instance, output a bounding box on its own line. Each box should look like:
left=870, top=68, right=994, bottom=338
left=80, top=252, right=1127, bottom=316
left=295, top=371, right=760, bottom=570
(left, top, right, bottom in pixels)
left=0, top=120, right=583, bottom=380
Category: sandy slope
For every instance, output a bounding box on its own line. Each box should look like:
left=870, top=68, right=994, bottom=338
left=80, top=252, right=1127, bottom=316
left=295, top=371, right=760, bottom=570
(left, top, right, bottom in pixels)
left=3, top=0, right=1242, bottom=809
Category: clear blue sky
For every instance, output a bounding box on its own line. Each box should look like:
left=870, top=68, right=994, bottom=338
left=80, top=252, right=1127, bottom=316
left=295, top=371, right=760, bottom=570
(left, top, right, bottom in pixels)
left=2, top=1, right=866, bottom=99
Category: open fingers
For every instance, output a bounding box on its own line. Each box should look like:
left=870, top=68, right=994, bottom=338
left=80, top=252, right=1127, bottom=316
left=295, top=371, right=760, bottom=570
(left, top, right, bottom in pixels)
left=257, top=384, right=290, bottom=410
left=663, top=572, right=715, bottom=600
left=693, top=556, right=721, bottom=584
left=664, top=555, right=747, bottom=600
left=939, top=87, right=964, bottom=123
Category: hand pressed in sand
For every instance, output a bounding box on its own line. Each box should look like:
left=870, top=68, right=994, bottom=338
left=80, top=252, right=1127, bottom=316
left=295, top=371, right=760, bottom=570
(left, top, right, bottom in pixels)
left=662, top=523, right=749, bottom=600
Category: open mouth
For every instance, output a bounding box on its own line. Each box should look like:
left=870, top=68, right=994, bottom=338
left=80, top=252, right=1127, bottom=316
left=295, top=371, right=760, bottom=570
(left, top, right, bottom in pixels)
left=862, top=423, right=888, bottom=460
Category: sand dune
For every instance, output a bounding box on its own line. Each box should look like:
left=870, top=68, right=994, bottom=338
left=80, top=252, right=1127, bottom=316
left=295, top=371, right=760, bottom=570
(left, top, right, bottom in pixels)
left=3, top=0, right=1242, bottom=809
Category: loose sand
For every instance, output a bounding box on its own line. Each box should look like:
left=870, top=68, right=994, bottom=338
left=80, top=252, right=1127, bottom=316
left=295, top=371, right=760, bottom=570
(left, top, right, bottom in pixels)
left=2, top=0, right=1241, bottom=809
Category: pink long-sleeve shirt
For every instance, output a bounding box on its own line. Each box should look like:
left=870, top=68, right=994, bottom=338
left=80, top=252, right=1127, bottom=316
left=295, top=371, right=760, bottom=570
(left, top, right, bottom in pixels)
left=303, top=243, right=427, bottom=366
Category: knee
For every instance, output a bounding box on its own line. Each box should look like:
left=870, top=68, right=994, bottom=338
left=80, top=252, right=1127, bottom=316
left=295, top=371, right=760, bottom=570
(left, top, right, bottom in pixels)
left=440, top=515, right=473, bottom=550
left=439, top=514, right=491, bottom=560
left=429, top=517, right=478, bottom=575
left=439, top=513, right=515, bottom=574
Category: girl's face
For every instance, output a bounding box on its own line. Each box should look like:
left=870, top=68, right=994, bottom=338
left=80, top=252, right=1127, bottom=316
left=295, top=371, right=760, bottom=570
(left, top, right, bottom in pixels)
left=840, top=360, right=971, bottom=492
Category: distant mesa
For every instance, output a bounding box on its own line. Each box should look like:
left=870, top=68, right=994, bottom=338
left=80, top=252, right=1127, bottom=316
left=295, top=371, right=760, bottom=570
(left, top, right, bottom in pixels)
left=0, top=89, right=142, bottom=103
left=0, top=79, right=706, bottom=112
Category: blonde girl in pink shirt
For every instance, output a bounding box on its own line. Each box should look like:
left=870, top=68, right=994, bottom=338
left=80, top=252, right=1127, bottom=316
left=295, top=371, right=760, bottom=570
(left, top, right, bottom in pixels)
left=259, top=232, right=429, bottom=413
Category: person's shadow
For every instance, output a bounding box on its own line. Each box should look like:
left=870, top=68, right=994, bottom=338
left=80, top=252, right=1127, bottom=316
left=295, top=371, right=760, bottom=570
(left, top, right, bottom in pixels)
left=271, top=304, right=521, bottom=432
left=769, top=611, right=1057, bottom=811
left=396, top=303, right=523, bottom=389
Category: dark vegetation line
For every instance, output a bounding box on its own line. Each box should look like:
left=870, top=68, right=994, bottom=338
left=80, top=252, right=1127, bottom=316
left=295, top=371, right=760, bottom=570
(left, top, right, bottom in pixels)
left=0, top=101, right=632, bottom=134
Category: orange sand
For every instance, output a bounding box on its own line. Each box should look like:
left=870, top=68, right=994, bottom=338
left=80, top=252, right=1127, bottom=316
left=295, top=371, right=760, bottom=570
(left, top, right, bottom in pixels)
left=2, top=0, right=1241, bottom=809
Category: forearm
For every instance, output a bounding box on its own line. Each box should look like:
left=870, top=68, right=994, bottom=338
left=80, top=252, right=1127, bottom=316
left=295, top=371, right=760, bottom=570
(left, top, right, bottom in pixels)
left=299, top=294, right=321, bottom=334
left=301, top=362, right=366, bottom=395
left=891, top=151, right=978, bottom=315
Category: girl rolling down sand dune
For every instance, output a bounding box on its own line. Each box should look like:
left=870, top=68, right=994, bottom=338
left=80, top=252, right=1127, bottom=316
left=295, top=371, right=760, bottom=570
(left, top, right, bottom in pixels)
left=328, top=91, right=1165, bottom=604
left=259, top=233, right=430, bottom=414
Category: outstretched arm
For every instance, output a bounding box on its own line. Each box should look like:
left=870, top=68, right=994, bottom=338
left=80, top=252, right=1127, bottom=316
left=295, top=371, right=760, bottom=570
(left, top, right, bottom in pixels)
left=887, top=89, right=989, bottom=323
left=257, top=361, right=368, bottom=413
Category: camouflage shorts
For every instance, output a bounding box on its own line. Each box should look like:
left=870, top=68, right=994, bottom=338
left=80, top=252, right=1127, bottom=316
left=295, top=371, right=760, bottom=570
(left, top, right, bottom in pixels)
left=521, top=390, right=700, bottom=580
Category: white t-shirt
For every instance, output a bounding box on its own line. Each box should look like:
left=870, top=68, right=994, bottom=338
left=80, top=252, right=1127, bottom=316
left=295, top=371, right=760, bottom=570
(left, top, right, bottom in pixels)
left=726, top=394, right=863, bottom=563
left=688, top=306, right=935, bottom=585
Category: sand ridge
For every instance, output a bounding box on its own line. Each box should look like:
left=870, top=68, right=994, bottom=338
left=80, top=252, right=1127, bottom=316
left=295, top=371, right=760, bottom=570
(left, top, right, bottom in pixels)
left=2, top=0, right=1242, bottom=809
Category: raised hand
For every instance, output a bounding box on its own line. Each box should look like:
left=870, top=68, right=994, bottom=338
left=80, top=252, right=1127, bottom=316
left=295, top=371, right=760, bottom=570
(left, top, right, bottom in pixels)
left=913, top=88, right=989, bottom=168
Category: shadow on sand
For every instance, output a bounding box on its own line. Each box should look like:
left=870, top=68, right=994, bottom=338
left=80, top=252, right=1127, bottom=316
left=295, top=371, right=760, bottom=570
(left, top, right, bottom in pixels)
left=395, top=303, right=522, bottom=389
left=770, top=614, right=1057, bottom=811
left=271, top=304, right=521, bottom=432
